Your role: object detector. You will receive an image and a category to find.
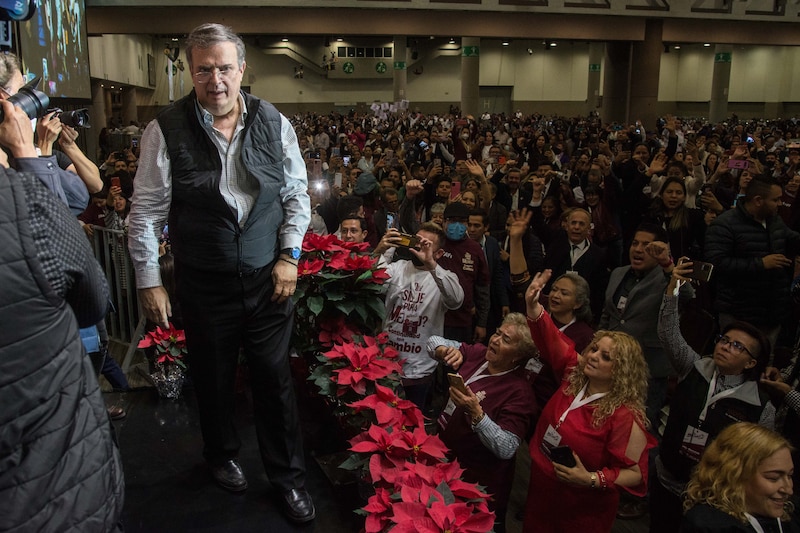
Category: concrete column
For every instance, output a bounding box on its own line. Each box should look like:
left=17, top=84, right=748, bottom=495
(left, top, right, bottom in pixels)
left=629, top=19, right=662, bottom=130
left=587, top=42, right=604, bottom=115
left=121, top=87, right=138, bottom=125
left=461, top=37, right=480, bottom=118
left=709, top=45, right=732, bottom=123
left=393, top=35, right=407, bottom=102
left=601, top=41, right=630, bottom=124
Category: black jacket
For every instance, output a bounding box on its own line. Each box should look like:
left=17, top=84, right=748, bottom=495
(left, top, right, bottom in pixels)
left=0, top=169, right=124, bottom=531
left=704, top=202, right=800, bottom=325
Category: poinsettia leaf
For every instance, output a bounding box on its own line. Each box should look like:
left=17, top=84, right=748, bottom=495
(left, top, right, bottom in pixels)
left=325, top=288, right=346, bottom=301
left=335, top=299, right=356, bottom=314
left=338, top=453, right=368, bottom=471
left=436, top=480, right=456, bottom=505
left=366, top=297, right=387, bottom=320
left=307, top=295, right=324, bottom=316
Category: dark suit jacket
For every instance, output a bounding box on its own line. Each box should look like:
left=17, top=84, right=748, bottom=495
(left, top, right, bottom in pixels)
left=481, top=235, right=508, bottom=332
left=599, top=265, right=691, bottom=378
left=488, top=201, right=508, bottom=241
left=543, top=236, right=609, bottom=319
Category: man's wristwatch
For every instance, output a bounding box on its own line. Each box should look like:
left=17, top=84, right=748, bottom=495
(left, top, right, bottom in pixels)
left=281, top=247, right=301, bottom=260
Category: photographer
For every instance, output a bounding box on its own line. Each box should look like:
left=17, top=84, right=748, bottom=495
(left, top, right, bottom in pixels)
left=0, top=53, right=100, bottom=214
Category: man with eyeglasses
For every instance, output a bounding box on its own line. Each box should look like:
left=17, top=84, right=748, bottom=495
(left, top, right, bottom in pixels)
left=128, top=23, right=314, bottom=523
left=649, top=260, right=775, bottom=533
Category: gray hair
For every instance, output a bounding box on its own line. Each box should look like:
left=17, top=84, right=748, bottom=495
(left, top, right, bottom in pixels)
left=553, top=273, right=593, bottom=324
left=185, top=23, right=246, bottom=70
left=502, top=312, right=537, bottom=362
left=0, top=52, right=21, bottom=89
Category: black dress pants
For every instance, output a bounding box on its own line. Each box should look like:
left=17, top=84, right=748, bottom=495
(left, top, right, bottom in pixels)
left=176, top=261, right=305, bottom=491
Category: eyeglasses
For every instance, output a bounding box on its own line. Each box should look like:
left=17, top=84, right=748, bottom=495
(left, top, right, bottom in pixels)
left=193, top=66, right=238, bottom=84
left=716, top=334, right=753, bottom=357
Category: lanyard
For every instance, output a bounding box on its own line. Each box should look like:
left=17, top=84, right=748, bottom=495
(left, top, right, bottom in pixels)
left=556, top=317, right=577, bottom=332
left=698, top=370, right=744, bottom=423
left=556, top=384, right=607, bottom=429
left=745, top=514, right=783, bottom=533
left=465, top=361, right=519, bottom=388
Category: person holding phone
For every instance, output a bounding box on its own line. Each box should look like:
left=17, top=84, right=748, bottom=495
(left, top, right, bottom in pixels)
left=523, top=269, right=655, bottom=533
left=649, top=261, right=775, bottom=533
left=428, top=313, right=537, bottom=533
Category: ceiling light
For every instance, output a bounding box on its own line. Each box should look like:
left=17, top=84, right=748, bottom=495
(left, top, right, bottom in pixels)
left=336, top=37, right=343, bottom=42
left=703, top=43, right=711, bottom=47
left=502, top=40, right=510, bottom=46
left=674, top=45, right=681, bottom=50
left=550, top=41, right=557, bottom=48
left=448, top=37, right=455, bottom=44
left=281, top=37, right=289, bottom=42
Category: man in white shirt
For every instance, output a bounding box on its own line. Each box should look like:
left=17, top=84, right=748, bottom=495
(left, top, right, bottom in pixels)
left=375, top=223, right=464, bottom=409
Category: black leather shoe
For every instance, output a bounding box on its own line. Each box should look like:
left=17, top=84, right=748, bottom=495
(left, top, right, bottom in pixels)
left=281, top=488, right=315, bottom=523
left=209, top=459, right=247, bottom=493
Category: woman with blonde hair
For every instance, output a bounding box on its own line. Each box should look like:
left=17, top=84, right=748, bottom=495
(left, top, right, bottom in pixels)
left=522, top=269, right=656, bottom=533
left=682, top=422, right=797, bottom=532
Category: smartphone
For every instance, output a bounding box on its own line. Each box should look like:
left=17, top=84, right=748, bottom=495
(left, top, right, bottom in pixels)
left=549, top=445, right=577, bottom=468
left=450, top=181, right=462, bottom=200
left=386, top=213, right=396, bottom=229
left=447, top=373, right=469, bottom=395
left=343, top=156, right=351, bottom=166
left=680, top=259, right=714, bottom=283
left=334, top=172, right=343, bottom=188
left=434, top=158, right=442, bottom=167
left=110, top=177, right=121, bottom=189
left=396, top=232, right=421, bottom=249
left=419, top=140, right=429, bottom=151
left=131, top=138, right=139, bottom=149
left=312, top=159, right=322, bottom=179
left=331, top=147, right=340, bottom=157
left=728, top=159, right=749, bottom=170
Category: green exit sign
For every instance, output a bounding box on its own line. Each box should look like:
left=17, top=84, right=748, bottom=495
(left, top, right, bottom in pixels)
left=462, top=46, right=480, bottom=57
left=714, top=52, right=732, bottom=63
left=589, top=63, right=601, bottom=72
left=393, top=61, right=406, bottom=70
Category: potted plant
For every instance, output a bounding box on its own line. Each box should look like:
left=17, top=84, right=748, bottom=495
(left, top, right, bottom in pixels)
left=138, top=322, right=188, bottom=400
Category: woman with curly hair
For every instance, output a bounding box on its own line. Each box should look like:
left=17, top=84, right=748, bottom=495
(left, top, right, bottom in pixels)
left=682, top=422, right=797, bottom=533
left=522, top=269, right=656, bottom=533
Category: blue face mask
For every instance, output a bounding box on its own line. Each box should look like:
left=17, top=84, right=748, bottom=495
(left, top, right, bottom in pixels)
left=446, top=221, right=467, bottom=241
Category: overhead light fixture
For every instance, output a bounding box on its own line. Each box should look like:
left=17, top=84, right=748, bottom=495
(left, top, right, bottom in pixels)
left=527, top=48, right=533, bottom=55
left=336, top=37, right=343, bottom=42
left=448, top=37, right=455, bottom=44
left=550, top=41, right=557, bottom=48
left=281, top=37, right=289, bottom=42
left=703, top=43, right=711, bottom=47
left=502, top=40, right=510, bottom=46
left=674, top=45, right=681, bottom=50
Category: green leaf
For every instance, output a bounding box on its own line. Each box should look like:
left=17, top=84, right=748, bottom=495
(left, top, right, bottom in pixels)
left=325, top=289, right=346, bottom=301
left=437, top=481, right=456, bottom=505
left=335, top=299, right=356, bottom=314
left=338, top=453, right=368, bottom=471
left=307, top=295, right=324, bottom=316
left=366, top=298, right=387, bottom=320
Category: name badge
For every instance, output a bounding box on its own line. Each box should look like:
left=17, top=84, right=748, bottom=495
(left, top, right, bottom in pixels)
left=540, top=424, right=562, bottom=457
left=566, top=270, right=578, bottom=275
left=616, top=295, right=627, bottom=314
left=526, top=357, right=544, bottom=374
left=679, top=425, right=709, bottom=463
left=443, top=399, right=456, bottom=416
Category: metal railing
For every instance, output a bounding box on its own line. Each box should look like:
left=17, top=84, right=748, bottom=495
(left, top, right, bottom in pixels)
left=90, top=226, right=147, bottom=371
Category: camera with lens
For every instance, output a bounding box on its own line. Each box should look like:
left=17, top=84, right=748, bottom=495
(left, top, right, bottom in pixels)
left=0, top=76, right=49, bottom=123
left=47, top=108, right=91, bottom=128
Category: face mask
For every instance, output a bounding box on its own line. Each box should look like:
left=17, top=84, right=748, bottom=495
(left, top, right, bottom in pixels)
left=446, top=221, right=467, bottom=241
left=461, top=133, right=469, bottom=140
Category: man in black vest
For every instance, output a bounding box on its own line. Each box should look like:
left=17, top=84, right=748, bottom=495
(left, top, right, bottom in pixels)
left=128, top=23, right=314, bottom=523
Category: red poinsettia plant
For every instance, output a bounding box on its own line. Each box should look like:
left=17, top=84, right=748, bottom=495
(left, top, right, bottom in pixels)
left=292, top=232, right=389, bottom=356
left=137, top=322, right=188, bottom=369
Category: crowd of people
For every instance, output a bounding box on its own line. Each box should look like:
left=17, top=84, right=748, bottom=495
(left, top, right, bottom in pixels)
left=4, top=18, right=800, bottom=531
left=298, top=107, right=800, bottom=531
